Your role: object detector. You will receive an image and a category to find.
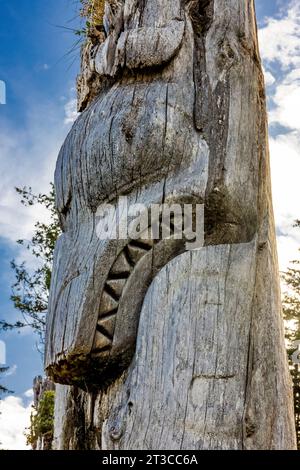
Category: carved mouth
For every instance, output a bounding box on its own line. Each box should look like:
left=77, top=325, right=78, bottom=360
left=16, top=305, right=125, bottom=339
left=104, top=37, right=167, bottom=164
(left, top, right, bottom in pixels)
left=46, top=213, right=189, bottom=388
left=92, top=238, right=155, bottom=355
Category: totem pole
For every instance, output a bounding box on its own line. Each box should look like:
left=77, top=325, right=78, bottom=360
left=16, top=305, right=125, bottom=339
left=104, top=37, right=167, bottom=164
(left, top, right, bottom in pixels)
left=45, top=0, right=297, bottom=449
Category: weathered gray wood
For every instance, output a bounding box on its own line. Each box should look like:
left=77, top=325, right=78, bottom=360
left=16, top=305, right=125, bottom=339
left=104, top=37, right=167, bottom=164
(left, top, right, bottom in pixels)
left=101, top=242, right=295, bottom=450
left=52, top=241, right=296, bottom=450
left=47, top=0, right=296, bottom=449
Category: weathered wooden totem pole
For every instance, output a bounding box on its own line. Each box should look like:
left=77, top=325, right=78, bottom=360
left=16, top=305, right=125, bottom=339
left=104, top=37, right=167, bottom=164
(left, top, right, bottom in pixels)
left=45, top=0, right=297, bottom=449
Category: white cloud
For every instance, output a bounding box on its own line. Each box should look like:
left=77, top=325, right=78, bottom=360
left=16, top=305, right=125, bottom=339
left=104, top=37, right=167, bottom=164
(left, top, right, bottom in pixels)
left=270, top=133, right=300, bottom=227
left=259, top=1, right=300, bottom=131
left=3, top=364, right=17, bottom=377
left=0, top=395, right=32, bottom=450
left=0, top=90, right=78, bottom=256
left=263, top=67, right=276, bottom=87
left=258, top=1, right=300, bottom=70
left=24, top=389, right=34, bottom=399
left=258, top=1, right=300, bottom=271
left=268, top=72, right=300, bottom=129
left=64, top=89, right=79, bottom=124
left=269, top=132, right=300, bottom=271
left=277, top=235, right=300, bottom=273
left=0, top=98, right=73, bottom=248
left=64, top=98, right=78, bottom=124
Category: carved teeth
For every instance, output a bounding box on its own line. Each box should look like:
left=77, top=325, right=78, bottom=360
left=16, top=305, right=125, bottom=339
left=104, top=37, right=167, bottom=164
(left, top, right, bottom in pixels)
left=127, top=243, right=150, bottom=264
left=110, top=251, right=132, bottom=277
left=135, top=236, right=155, bottom=248
left=93, top=236, right=155, bottom=356
left=132, top=238, right=154, bottom=249
left=93, top=330, right=112, bottom=350
left=99, top=290, right=119, bottom=316
left=97, top=315, right=116, bottom=338
left=106, top=279, right=127, bottom=298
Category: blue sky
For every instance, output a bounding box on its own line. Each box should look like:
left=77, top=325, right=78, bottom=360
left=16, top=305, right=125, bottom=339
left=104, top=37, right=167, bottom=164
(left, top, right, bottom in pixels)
left=0, top=0, right=300, bottom=449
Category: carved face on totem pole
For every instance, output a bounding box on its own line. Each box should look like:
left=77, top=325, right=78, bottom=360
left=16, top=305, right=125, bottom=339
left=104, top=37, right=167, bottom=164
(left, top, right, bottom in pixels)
left=45, top=0, right=262, bottom=388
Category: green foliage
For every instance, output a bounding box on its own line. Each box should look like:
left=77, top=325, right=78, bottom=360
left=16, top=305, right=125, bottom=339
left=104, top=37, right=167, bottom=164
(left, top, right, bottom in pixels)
left=79, top=0, right=105, bottom=37
left=282, top=219, right=300, bottom=449
left=0, top=185, right=61, bottom=348
left=26, top=391, right=55, bottom=450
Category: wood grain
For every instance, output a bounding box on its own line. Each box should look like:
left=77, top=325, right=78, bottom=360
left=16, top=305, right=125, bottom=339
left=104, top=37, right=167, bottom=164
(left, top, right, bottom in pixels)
left=47, top=0, right=297, bottom=449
